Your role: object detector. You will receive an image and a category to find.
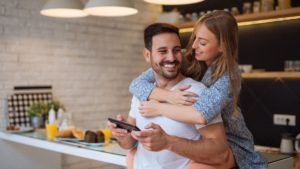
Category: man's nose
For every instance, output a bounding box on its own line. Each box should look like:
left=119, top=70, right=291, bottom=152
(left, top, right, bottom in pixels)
left=166, top=52, right=176, bottom=61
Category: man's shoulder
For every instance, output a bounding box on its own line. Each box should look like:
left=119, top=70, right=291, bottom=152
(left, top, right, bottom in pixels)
left=173, top=77, right=206, bottom=94
left=182, top=77, right=201, bottom=84
left=181, top=77, right=206, bottom=89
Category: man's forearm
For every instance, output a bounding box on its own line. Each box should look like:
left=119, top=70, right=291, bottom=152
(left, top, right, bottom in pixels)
left=117, top=136, right=137, bottom=149
left=166, top=135, right=230, bottom=165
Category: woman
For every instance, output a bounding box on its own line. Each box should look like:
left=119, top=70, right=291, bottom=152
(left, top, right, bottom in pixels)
left=129, top=11, right=267, bottom=169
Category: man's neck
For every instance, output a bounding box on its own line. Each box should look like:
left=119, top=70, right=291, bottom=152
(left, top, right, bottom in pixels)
left=155, top=73, right=185, bottom=90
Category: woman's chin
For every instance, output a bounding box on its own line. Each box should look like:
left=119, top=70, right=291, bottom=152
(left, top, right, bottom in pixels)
left=195, top=56, right=203, bottom=61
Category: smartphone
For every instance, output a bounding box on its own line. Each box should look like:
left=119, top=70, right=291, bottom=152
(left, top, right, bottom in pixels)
left=108, top=118, right=140, bottom=132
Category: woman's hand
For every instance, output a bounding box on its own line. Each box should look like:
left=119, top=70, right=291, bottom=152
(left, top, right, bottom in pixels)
left=166, top=85, right=198, bottom=106
left=139, top=100, right=162, bottom=117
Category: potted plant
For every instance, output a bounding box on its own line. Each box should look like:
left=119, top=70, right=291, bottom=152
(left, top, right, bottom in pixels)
left=27, top=102, right=48, bottom=128
left=27, top=100, right=66, bottom=128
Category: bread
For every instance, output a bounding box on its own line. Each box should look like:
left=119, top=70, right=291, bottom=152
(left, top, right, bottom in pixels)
left=72, top=129, right=84, bottom=140
left=84, top=130, right=105, bottom=143
left=84, top=130, right=97, bottom=143
left=56, top=129, right=73, bottom=138
left=97, top=131, right=105, bottom=143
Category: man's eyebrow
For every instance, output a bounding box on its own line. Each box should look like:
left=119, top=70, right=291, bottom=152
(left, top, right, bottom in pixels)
left=157, top=47, right=168, bottom=50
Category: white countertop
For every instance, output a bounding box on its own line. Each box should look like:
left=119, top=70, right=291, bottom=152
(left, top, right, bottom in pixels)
left=0, top=130, right=294, bottom=169
left=0, top=129, right=127, bottom=166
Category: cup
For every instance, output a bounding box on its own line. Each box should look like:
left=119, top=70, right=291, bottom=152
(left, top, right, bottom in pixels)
left=46, top=123, right=58, bottom=140
left=239, top=64, right=253, bottom=73
left=295, top=60, right=300, bottom=72
left=100, top=128, right=111, bottom=142
left=284, top=60, right=295, bottom=72
left=243, top=65, right=253, bottom=73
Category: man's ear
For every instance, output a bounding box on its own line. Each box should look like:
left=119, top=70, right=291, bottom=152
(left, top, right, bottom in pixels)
left=143, top=48, right=151, bottom=63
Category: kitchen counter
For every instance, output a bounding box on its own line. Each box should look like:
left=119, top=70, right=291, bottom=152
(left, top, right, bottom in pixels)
left=0, top=130, right=294, bottom=169
left=0, top=129, right=127, bottom=167
left=295, top=154, right=300, bottom=169
left=256, top=145, right=296, bottom=169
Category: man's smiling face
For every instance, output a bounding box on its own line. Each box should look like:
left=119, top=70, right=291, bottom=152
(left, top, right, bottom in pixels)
left=145, top=32, right=182, bottom=80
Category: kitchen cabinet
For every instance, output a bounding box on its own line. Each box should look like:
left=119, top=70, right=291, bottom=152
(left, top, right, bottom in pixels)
left=175, top=7, right=300, bottom=32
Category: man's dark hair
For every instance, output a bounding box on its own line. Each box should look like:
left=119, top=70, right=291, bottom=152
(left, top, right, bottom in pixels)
left=144, top=23, right=180, bottom=50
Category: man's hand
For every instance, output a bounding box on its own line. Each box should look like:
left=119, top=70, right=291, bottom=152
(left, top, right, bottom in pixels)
left=166, top=85, right=198, bottom=106
left=107, top=115, right=132, bottom=142
left=139, top=100, right=161, bottom=117
left=131, top=123, right=169, bottom=151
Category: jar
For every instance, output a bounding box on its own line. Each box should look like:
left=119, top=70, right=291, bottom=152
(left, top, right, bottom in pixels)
left=178, top=14, right=185, bottom=23
left=253, top=1, right=261, bottom=13
left=243, top=2, right=252, bottom=14
left=185, top=13, right=192, bottom=22
left=191, top=12, right=198, bottom=21
left=231, top=7, right=240, bottom=15
left=261, top=0, right=273, bottom=12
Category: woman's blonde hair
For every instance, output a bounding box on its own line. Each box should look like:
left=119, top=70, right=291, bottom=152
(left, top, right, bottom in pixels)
left=184, top=10, right=240, bottom=116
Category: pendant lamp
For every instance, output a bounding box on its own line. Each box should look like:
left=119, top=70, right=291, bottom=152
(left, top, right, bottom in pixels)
left=144, top=0, right=204, bottom=5
left=40, top=0, right=88, bottom=18
left=84, top=0, right=138, bottom=17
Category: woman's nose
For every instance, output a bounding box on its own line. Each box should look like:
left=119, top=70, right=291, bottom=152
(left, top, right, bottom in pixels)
left=192, top=40, right=197, bottom=49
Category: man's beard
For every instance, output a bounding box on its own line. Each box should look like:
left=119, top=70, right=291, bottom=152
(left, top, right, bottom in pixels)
left=151, top=59, right=181, bottom=80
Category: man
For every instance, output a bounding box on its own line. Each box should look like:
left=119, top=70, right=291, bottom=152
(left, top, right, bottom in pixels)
left=108, top=23, right=235, bottom=169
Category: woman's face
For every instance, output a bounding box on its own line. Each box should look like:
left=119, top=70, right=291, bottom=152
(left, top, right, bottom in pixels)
left=192, top=24, right=222, bottom=66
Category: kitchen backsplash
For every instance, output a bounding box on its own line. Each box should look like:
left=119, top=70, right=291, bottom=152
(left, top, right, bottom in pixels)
left=240, top=77, right=300, bottom=147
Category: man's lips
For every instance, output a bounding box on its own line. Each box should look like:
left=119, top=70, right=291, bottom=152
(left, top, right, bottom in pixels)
left=163, top=63, right=176, bottom=68
left=160, top=61, right=179, bottom=71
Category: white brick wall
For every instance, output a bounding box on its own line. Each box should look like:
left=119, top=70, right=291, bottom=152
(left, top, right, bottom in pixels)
left=0, top=0, right=162, bottom=168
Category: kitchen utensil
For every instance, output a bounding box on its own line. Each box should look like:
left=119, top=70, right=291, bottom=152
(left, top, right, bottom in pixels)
left=295, top=133, right=300, bottom=153
left=280, top=133, right=294, bottom=154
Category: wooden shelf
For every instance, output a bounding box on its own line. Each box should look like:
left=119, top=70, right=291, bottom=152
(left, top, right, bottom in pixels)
left=241, top=72, right=300, bottom=78
left=176, top=7, right=300, bottom=29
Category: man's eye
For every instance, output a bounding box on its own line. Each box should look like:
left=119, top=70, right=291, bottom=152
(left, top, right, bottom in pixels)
left=158, top=50, right=167, bottom=54
left=174, top=49, right=181, bottom=53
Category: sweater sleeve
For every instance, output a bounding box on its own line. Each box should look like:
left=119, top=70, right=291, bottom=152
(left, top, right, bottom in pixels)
left=129, top=68, right=156, bottom=101
left=193, top=75, right=232, bottom=122
left=130, top=69, right=234, bottom=124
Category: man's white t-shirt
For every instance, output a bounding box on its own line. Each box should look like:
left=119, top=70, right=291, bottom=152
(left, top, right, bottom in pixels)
left=129, top=77, right=222, bottom=169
